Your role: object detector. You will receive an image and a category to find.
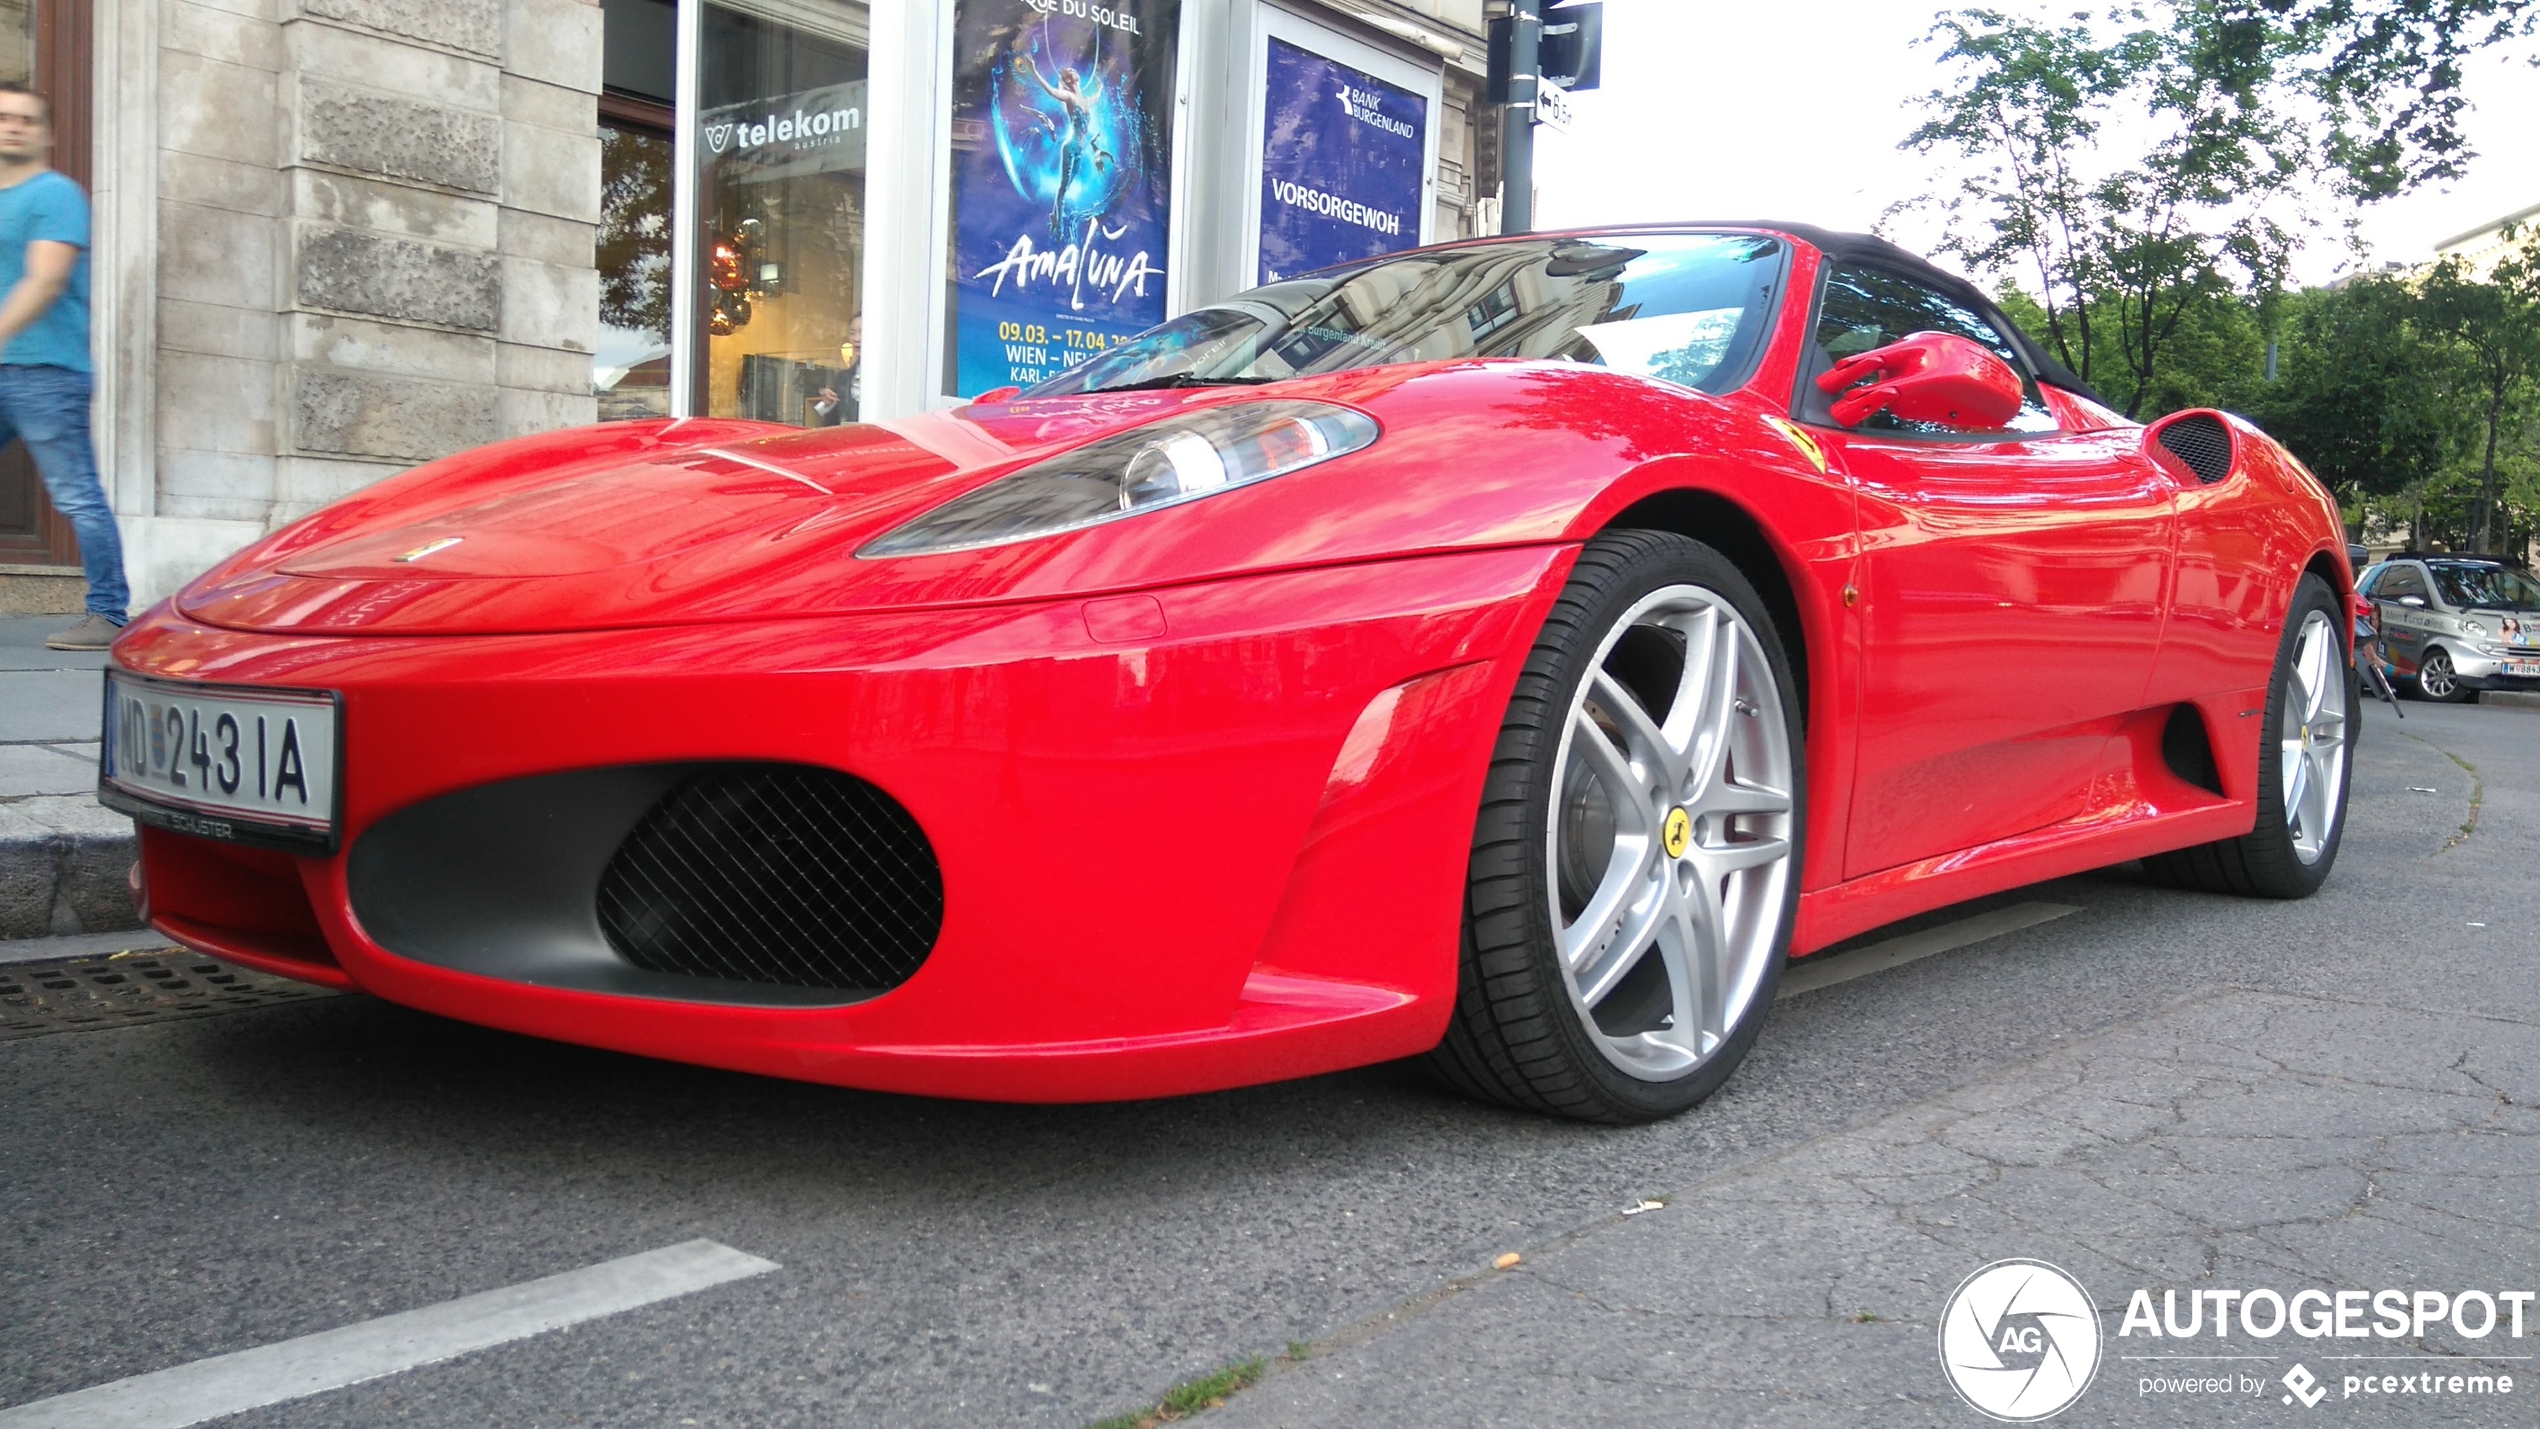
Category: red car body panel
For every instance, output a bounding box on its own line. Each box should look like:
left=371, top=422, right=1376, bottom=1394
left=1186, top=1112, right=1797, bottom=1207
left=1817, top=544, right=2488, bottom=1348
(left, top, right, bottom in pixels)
left=112, top=224, right=2353, bottom=1100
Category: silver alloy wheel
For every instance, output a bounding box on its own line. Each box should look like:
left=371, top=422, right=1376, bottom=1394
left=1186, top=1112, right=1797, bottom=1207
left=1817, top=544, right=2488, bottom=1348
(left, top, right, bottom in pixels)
left=2419, top=648, right=2458, bottom=700
left=2280, top=608, right=2350, bottom=865
left=1546, top=584, right=1796, bottom=1081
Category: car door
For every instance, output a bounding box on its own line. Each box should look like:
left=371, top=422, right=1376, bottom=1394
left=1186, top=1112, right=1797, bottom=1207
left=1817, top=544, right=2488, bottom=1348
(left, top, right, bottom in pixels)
left=2370, top=561, right=2434, bottom=676
left=1799, top=263, right=2177, bottom=880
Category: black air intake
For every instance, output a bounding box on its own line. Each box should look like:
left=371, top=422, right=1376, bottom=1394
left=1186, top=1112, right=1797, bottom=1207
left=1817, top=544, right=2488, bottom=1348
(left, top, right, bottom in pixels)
left=598, top=766, right=943, bottom=992
left=2157, top=414, right=2233, bottom=483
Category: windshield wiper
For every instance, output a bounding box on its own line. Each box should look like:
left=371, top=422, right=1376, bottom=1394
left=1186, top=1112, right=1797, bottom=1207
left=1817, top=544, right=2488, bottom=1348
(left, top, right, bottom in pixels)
left=1087, top=373, right=1280, bottom=394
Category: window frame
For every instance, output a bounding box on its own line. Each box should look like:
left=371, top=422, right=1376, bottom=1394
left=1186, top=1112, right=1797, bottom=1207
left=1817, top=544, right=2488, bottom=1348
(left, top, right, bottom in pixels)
left=1788, top=255, right=2062, bottom=444
left=2378, top=563, right=2431, bottom=604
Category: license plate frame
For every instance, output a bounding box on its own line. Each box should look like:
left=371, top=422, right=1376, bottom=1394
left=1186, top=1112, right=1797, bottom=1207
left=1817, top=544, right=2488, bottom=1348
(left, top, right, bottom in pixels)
left=98, top=670, right=344, bottom=854
left=2507, top=659, right=2540, bottom=679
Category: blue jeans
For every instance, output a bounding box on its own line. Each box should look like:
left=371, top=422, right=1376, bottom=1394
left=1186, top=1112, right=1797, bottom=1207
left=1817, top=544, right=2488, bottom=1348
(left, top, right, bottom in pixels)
left=0, top=364, right=126, bottom=622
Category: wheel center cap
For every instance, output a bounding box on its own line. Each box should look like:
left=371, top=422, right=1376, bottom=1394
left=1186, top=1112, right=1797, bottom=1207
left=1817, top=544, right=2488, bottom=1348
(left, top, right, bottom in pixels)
left=1662, top=806, right=1693, bottom=859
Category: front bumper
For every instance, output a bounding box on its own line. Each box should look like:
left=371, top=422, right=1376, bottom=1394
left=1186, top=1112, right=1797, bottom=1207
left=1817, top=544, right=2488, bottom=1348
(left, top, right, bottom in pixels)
left=2447, top=647, right=2540, bottom=691
left=117, top=546, right=1568, bottom=1100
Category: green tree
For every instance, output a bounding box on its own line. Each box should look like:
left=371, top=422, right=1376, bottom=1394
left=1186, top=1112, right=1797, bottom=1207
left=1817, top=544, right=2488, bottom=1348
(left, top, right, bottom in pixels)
left=2220, top=0, right=2539, bottom=197
left=2235, top=275, right=2457, bottom=507
left=1902, top=6, right=2325, bottom=417
left=1904, top=1, right=2536, bottom=419
left=2417, top=234, right=2540, bottom=553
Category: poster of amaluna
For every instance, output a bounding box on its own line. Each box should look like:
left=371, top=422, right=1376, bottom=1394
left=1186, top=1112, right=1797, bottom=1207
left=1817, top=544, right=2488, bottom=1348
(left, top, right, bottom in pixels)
left=946, top=0, right=1180, bottom=396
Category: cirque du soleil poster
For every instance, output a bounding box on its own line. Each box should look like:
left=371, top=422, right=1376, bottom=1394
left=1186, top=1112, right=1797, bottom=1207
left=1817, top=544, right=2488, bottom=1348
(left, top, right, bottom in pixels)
left=947, top=0, right=1180, bottom=396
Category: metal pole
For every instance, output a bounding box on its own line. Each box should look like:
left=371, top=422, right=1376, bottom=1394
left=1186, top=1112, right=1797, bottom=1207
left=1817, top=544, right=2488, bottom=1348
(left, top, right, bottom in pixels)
left=1501, top=0, right=1540, bottom=233
left=667, top=0, right=703, bottom=417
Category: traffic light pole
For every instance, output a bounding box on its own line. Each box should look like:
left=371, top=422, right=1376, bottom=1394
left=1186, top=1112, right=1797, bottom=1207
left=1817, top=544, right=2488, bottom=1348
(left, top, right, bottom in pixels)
left=1500, top=0, right=1540, bottom=233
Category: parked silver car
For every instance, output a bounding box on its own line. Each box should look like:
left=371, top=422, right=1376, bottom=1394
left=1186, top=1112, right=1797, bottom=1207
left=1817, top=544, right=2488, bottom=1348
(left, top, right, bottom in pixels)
left=2357, top=557, right=2540, bottom=702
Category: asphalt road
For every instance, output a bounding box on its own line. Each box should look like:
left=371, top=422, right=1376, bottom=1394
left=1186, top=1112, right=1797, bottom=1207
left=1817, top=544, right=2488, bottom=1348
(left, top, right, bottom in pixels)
left=2, top=695, right=2533, bottom=1428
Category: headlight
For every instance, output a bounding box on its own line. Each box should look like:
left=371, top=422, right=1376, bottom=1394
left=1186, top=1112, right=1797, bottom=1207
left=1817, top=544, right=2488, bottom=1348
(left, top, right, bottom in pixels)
left=859, top=401, right=1380, bottom=558
left=2462, top=619, right=2489, bottom=639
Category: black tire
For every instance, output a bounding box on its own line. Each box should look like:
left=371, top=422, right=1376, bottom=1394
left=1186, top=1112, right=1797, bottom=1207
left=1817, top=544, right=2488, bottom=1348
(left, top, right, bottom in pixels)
left=2417, top=646, right=2475, bottom=703
left=2142, top=575, right=2354, bottom=899
left=1425, top=530, right=1805, bottom=1123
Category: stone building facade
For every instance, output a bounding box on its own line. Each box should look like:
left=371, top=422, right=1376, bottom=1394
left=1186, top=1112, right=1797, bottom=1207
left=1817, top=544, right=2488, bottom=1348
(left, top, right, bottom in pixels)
left=1, top=0, right=1491, bottom=609
left=92, top=0, right=603, bottom=603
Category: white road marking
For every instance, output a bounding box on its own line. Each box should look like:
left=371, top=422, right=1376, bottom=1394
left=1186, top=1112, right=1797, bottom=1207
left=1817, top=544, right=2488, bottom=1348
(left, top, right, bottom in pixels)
left=1778, top=902, right=2083, bottom=1000
left=0, top=1240, right=777, bottom=1429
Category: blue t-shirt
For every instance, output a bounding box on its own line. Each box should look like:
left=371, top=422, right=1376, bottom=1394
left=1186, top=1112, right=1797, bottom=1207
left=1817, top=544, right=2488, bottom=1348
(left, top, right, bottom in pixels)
left=0, top=170, right=90, bottom=371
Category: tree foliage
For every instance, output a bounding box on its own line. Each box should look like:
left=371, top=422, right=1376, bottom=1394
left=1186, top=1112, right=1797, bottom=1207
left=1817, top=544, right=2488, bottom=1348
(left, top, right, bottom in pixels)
left=1903, top=5, right=2294, bottom=416
left=2223, top=0, right=2539, bottom=197
left=2415, top=239, right=2540, bottom=552
left=2234, top=275, right=2456, bottom=500
left=2172, top=235, right=2540, bottom=559
left=598, top=125, right=672, bottom=341
left=1902, top=0, right=2535, bottom=419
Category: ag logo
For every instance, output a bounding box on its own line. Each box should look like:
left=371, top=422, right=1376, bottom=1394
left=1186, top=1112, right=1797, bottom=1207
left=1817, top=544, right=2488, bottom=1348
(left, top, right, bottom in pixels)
left=704, top=122, right=734, bottom=154
left=1939, top=1259, right=2102, bottom=1421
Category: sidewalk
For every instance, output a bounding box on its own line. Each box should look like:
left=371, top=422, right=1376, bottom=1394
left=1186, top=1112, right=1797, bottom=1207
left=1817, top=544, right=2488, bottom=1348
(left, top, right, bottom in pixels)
left=0, top=615, right=139, bottom=940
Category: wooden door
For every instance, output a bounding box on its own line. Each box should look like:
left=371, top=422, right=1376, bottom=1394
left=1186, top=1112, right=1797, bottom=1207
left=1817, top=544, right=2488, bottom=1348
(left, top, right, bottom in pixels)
left=0, top=0, right=90, bottom=567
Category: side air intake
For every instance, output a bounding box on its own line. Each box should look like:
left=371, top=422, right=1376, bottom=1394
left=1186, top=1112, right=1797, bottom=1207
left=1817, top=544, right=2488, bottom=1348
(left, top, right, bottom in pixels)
left=598, top=765, right=944, bottom=993
left=2156, top=413, right=2233, bottom=483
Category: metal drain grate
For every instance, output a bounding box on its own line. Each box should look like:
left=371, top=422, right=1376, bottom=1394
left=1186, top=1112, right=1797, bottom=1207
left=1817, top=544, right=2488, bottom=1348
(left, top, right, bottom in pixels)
left=0, top=950, right=341, bottom=1040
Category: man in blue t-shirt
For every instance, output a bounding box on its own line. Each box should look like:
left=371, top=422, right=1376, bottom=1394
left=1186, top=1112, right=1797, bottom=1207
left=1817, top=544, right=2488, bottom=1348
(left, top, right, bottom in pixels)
left=0, top=80, right=125, bottom=650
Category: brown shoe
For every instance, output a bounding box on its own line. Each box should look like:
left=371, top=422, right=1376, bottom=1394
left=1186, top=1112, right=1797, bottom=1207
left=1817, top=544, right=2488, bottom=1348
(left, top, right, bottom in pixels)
left=44, top=614, right=122, bottom=651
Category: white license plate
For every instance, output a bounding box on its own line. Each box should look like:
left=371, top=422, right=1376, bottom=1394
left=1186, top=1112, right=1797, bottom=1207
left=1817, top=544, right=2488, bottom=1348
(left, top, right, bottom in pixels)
left=100, top=671, right=341, bottom=850
left=2508, top=660, right=2540, bottom=678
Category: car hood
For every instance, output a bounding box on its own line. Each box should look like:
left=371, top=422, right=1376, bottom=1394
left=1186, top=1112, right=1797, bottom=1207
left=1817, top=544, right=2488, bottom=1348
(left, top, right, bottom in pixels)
left=173, top=363, right=1753, bottom=636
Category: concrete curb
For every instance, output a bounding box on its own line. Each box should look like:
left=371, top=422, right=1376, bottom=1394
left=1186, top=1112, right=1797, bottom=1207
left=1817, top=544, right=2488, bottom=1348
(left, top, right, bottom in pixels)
left=0, top=795, right=141, bottom=939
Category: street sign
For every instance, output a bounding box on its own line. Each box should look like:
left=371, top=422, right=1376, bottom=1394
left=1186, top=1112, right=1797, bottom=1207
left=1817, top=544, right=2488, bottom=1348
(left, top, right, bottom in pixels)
left=1540, top=2, right=1602, bottom=91
left=1536, top=79, right=1575, bottom=133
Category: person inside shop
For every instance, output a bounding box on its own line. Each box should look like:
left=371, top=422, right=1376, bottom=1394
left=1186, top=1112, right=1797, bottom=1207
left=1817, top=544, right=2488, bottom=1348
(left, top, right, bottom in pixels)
left=810, top=314, right=862, bottom=427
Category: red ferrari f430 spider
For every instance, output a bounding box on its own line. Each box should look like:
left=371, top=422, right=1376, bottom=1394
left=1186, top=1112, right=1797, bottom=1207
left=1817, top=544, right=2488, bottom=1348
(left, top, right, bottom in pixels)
left=103, top=225, right=2357, bottom=1121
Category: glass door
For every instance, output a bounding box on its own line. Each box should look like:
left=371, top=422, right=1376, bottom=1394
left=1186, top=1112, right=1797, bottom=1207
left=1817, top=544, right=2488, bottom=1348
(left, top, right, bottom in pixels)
left=690, top=0, right=869, bottom=426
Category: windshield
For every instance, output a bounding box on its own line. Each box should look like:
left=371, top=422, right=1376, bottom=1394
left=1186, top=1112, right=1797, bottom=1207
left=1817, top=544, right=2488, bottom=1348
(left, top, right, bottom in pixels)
left=2431, top=563, right=2540, bottom=612
left=1026, top=232, right=1787, bottom=398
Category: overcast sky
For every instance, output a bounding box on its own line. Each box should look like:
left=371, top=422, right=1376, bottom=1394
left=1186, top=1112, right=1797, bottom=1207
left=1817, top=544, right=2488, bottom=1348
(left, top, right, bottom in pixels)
left=1530, top=0, right=2539, bottom=290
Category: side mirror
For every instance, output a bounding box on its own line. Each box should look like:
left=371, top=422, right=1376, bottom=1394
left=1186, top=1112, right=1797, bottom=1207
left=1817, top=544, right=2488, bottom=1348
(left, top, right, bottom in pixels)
left=1815, top=331, right=2025, bottom=431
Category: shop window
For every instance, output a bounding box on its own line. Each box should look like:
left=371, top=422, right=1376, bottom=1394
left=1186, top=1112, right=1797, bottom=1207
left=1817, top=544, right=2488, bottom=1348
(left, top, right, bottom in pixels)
left=695, top=0, right=869, bottom=426
left=596, top=99, right=674, bottom=421
left=594, top=0, right=674, bottom=421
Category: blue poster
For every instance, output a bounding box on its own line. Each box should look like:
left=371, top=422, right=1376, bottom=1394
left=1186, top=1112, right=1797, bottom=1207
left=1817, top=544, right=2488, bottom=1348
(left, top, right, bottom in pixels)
left=947, top=0, right=1179, bottom=397
left=1257, top=38, right=1428, bottom=286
